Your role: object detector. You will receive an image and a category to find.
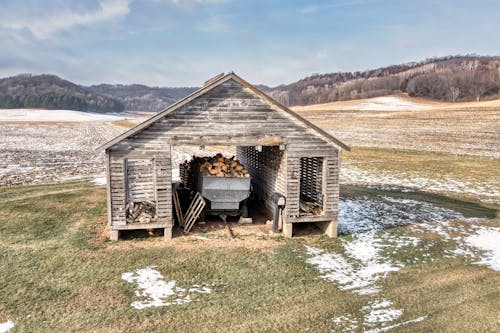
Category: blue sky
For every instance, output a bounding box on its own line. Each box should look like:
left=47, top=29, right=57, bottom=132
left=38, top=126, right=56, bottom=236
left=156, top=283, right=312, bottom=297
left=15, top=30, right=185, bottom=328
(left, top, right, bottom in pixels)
left=0, top=0, right=499, bottom=86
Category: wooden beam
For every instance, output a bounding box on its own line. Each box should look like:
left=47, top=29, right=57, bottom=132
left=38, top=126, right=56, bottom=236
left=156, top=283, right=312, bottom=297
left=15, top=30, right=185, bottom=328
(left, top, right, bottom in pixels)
left=287, top=215, right=334, bottom=223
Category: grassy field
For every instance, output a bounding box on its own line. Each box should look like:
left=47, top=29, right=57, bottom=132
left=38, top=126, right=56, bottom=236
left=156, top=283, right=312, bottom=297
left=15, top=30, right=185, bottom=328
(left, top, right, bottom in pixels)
left=1, top=173, right=498, bottom=332
left=1, top=97, right=499, bottom=332
left=341, top=147, right=500, bottom=204
left=293, top=94, right=500, bottom=157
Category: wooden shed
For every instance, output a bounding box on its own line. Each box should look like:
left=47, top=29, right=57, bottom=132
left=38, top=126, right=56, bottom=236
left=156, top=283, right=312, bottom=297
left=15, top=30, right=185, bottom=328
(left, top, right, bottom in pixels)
left=99, top=72, right=349, bottom=240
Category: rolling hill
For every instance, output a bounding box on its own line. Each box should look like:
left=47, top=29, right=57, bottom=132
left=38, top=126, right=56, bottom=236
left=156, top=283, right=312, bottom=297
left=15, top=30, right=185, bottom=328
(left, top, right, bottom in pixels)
left=0, top=74, right=125, bottom=113
left=265, top=55, right=500, bottom=106
left=1, top=55, right=499, bottom=112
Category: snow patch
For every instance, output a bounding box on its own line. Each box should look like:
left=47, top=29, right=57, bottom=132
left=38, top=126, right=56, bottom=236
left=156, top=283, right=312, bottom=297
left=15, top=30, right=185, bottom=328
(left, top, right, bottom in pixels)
left=332, top=298, right=426, bottom=332
left=121, top=266, right=212, bottom=309
left=0, top=321, right=14, bottom=333
left=172, top=168, right=180, bottom=182
left=341, top=166, right=500, bottom=201
left=305, top=232, right=408, bottom=295
left=362, top=299, right=402, bottom=324
left=338, top=196, right=471, bottom=235
left=346, top=96, right=431, bottom=111
left=465, top=227, right=500, bottom=271
left=364, top=316, right=427, bottom=333
left=91, top=177, right=106, bottom=186
left=308, top=195, right=494, bottom=332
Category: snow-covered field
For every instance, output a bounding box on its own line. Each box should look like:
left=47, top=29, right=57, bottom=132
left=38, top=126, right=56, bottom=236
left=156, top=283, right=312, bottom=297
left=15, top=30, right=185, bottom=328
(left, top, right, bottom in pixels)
left=0, top=113, right=232, bottom=186
left=0, top=108, right=127, bottom=122
left=344, top=96, right=432, bottom=111
left=305, top=195, right=499, bottom=332
left=0, top=122, right=125, bottom=185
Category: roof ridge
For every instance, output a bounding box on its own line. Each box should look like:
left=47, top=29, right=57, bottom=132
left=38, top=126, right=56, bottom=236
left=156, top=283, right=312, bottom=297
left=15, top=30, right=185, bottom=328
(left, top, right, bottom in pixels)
left=98, top=72, right=350, bottom=151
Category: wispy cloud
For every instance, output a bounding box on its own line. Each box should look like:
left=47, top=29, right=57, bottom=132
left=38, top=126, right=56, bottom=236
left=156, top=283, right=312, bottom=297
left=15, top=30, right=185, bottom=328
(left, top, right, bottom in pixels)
left=301, top=0, right=371, bottom=14
left=196, top=14, right=232, bottom=32
left=0, top=0, right=130, bottom=39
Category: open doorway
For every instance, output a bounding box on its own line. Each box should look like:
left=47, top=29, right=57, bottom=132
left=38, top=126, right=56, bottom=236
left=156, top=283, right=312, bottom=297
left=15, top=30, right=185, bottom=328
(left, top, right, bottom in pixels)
left=170, top=145, right=280, bottom=235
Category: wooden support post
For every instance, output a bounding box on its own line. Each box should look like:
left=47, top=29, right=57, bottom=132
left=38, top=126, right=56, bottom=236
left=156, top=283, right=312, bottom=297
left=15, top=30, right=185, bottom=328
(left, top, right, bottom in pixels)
left=283, top=222, right=293, bottom=238
left=110, top=230, right=119, bottom=241
left=317, top=221, right=338, bottom=238
left=164, top=227, right=173, bottom=240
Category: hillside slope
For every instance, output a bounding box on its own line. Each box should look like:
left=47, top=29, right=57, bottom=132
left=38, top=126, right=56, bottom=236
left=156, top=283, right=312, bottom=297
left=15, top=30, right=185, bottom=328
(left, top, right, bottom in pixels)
left=88, top=84, right=197, bottom=112
left=2, top=55, right=499, bottom=112
left=0, top=74, right=125, bottom=113
left=267, top=55, right=500, bottom=106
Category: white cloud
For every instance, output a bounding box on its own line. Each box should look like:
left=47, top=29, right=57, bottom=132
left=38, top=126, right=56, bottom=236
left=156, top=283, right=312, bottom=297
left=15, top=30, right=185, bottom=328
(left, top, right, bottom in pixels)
left=301, top=0, right=371, bottom=14
left=0, top=0, right=130, bottom=39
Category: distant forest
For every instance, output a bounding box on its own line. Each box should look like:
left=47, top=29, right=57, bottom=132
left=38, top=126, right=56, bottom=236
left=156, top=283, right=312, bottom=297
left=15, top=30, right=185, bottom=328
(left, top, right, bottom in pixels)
left=266, top=55, right=500, bottom=106
left=0, top=74, right=196, bottom=113
left=0, top=74, right=125, bottom=113
left=1, top=55, right=499, bottom=112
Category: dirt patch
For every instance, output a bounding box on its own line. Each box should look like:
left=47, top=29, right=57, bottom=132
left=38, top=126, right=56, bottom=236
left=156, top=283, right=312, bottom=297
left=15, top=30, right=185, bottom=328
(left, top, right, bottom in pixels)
left=102, top=221, right=283, bottom=251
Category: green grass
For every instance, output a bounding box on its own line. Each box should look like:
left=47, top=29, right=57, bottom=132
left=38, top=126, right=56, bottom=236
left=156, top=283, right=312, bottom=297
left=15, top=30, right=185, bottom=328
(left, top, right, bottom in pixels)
left=341, top=184, right=499, bottom=219
left=0, top=179, right=499, bottom=332
left=344, top=147, right=499, bottom=178
left=342, top=146, right=499, bottom=203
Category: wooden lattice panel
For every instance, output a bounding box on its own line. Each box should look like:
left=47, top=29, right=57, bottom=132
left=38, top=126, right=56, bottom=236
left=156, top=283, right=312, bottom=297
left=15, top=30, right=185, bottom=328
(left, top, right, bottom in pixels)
left=236, top=145, right=286, bottom=211
left=299, top=157, right=324, bottom=206
left=125, top=159, right=155, bottom=202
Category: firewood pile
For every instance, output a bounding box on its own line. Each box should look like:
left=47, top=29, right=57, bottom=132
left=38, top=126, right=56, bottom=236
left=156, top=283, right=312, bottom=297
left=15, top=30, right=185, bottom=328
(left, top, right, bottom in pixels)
left=182, top=153, right=250, bottom=179
left=299, top=201, right=323, bottom=215
left=126, top=201, right=157, bottom=223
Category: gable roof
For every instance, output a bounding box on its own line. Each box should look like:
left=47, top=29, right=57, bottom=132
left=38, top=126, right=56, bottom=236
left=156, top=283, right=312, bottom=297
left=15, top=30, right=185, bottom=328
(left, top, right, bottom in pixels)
left=99, top=72, right=350, bottom=151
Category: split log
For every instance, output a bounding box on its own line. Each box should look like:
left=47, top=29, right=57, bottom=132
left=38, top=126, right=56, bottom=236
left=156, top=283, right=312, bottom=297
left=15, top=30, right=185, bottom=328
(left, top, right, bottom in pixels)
left=126, top=201, right=157, bottom=223
left=181, top=153, right=250, bottom=181
left=299, top=201, right=323, bottom=215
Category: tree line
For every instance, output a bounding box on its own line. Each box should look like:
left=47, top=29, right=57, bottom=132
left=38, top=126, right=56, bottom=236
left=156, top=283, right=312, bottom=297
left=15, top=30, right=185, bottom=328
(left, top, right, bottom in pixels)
left=267, top=56, right=500, bottom=106
left=0, top=74, right=125, bottom=113
left=0, top=92, right=124, bottom=112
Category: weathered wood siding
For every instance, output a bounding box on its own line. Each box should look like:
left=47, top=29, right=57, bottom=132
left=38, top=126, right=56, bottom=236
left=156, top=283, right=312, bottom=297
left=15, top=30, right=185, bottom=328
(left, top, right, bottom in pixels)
left=154, top=155, right=172, bottom=225
left=109, top=152, right=126, bottom=226
left=286, top=157, right=300, bottom=217
left=107, top=148, right=172, bottom=229
left=323, top=151, right=340, bottom=219
left=286, top=149, right=338, bottom=222
left=126, top=159, right=155, bottom=202
left=106, top=77, right=340, bottom=234
left=236, top=146, right=286, bottom=211
left=112, top=79, right=334, bottom=155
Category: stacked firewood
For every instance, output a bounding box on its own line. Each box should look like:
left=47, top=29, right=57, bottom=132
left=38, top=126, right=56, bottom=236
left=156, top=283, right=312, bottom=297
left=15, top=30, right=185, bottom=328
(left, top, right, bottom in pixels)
left=187, top=154, right=250, bottom=178
left=299, top=201, right=323, bottom=215
left=126, top=201, right=157, bottom=223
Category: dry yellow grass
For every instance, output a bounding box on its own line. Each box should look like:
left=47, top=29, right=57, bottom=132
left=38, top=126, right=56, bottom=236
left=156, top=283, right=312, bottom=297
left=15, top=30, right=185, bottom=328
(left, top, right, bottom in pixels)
left=293, top=95, right=500, bottom=157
